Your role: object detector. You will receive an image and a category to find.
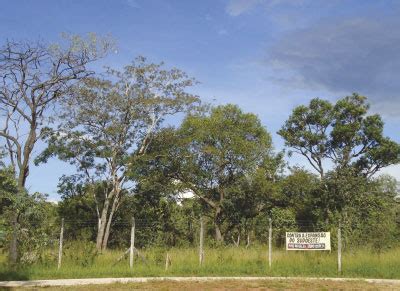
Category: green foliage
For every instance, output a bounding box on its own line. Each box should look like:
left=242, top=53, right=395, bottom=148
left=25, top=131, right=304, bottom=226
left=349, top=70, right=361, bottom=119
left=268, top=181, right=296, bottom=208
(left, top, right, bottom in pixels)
left=18, top=193, right=58, bottom=265
left=57, top=178, right=98, bottom=242
left=111, top=193, right=201, bottom=249
left=0, top=168, right=57, bottom=265
left=1, top=38, right=399, bottom=278
left=36, top=56, right=200, bottom=250
left=2, top=247, right=400, bottom=280
left=278, top=94, right=400, bottom=178
left=280, top=168, right=320, bottom=219
left=0, top=167, right=18, bottom=248
left=56, top=177, right=201, bottom=249
left=136, top=104, right=279, bottom=241
left=65, top=240, right=98, bottom=267
left=277, top=94, right=400, bottom=250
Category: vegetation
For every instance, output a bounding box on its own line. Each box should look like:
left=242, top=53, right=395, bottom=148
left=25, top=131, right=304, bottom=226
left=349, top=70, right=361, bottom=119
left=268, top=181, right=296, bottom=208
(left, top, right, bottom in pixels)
left=2, top=245, right=400, bottom=280
left=134, top=104, right=280, bottom=241
left=0, top=34, right=113, bottom=264
left=0, top=35, right=399, bottom=279
left=35, top=56, right=199, bottom=251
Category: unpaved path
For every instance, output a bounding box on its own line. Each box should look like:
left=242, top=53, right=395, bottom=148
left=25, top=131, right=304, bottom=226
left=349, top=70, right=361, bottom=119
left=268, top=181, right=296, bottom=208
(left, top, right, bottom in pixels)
left=2, top=277, right=400, bottom=289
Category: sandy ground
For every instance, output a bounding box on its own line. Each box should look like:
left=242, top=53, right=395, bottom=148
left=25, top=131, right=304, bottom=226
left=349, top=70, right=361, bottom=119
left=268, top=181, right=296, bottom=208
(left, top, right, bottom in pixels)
left=2, top=277, right=400, bottom=290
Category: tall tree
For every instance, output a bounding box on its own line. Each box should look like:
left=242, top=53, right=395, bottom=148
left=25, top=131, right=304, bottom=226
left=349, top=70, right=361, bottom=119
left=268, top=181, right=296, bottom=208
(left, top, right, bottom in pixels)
left=0, top=34, right=112, bottom=263
left=0, top=34, right=111, bottom=187
left=278, top=94, right=400, bottom=178
left=139, top=105, right=276, bottom=241
left=37, top=57, right=199, bottom=250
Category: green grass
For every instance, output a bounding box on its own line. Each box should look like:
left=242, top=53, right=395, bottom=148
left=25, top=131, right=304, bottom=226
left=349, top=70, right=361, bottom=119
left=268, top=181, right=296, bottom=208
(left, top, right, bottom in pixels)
left=1, top=246, right=400, bottom=280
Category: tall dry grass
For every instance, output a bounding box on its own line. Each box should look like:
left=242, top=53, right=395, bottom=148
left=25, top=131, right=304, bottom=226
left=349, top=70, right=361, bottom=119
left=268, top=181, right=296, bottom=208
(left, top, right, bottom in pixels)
left=1, top=245, right=400, bottom=280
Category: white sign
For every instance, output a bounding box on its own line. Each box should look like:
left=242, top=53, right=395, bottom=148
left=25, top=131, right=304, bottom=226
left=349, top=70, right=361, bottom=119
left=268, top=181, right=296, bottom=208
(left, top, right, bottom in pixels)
left=286, top=232, right=331, bottom=251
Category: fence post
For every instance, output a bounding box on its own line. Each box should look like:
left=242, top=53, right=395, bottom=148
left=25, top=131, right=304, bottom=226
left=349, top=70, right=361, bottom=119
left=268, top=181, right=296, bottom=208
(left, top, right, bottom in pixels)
left=268, top=217, right=272, bottom=269
left=165, top=252, right=170, bottom=271
left=130, top=216, right=135, bottom=269
left=337, top=220, right=342, bottom=274
left=57, top=218, right=64, bottom=270
left=199, top=216, right=204, bottom=266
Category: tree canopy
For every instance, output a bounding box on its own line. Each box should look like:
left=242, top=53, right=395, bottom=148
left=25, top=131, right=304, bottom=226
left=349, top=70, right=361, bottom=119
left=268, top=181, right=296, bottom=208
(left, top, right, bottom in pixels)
left=278, top=94, right=400, bottom=178
left=0, top=35, right=399, bottom=264
left=135, top=104, right=280, bottom=241
left=36, top=56, right=200, bottom=250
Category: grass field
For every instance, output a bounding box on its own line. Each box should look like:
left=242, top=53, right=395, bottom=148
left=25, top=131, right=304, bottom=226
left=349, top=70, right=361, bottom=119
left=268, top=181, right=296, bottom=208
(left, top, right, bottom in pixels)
left=1, top=246, right=400, bottom=281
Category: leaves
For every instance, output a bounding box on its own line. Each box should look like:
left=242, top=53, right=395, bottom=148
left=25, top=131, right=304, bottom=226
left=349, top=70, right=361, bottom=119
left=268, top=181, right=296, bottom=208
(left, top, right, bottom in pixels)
left=135, top=104, right=280, bottom=240
left=278, top=93, right=400, bottom=178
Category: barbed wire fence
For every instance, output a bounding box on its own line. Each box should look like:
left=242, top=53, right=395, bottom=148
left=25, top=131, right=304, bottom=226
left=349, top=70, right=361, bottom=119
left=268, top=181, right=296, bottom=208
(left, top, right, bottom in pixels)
left=45, top=216, right=346, bottom=273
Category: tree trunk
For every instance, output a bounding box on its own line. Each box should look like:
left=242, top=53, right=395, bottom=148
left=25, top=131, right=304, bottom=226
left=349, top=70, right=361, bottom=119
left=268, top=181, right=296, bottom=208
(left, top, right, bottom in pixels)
left=233, top=233, right=240, bottom=247
left=101, top=191, right=120, bottom=251
left=9, top=157, right=31, bottom=265
left=246, top=233, right=250, bottom=248
left=102, top=215, right=113, bottom=251
left=17, top=167, right=29, bottom=189
left=9, top=213, right=18, bottom=265
left=96, top=198, right=110, bottom=251
left=9, top=126, right=35, bottom=265
left=18, top=123, right=36, bottom=188
left=214, top=207, right=223, bottom=242
left=215, top=224, right=223, bottom=242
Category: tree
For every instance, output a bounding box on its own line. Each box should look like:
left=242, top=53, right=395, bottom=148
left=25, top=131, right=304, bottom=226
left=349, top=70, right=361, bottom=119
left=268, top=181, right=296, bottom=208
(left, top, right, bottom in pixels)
left=280, top=167, right=321, bottom=223
left=140, top=104, right=276, bottom=241
left=56, top=176, right=99, bottom=242
left=0, top=166, right=56, bottom=265
left=278, top=94, right=400, bottom=178
left=320, top=170, right=399, bottom=250
left=56, top=176, right=198, bottom=249
left=0, top=34, right=112, bottom=263
left=37, top=57, right=199, bottom=250
left=0, top=34, right=112, bottom=188
left=222, top=154, right=284, bottom=246
left=0, top=166, right=18, bottom=223
left=279, top=94, right=400, bottom=239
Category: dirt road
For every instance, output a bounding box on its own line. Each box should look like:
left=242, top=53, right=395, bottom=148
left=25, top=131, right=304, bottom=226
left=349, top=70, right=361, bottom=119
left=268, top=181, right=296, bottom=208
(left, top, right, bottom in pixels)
left=2, top=277, right=400, bottom=290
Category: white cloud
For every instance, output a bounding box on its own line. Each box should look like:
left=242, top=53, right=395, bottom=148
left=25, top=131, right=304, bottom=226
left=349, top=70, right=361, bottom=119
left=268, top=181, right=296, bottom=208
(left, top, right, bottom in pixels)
left=225, top=0, right=309, bottom=16
left=126, top=0, right=140, bottom=9
left=379, top=164, right=400, bottom=181
left=225, top=0, right=264, bottom=16
left=266, top=17, right=400, bottom=117
left=265, top=0, right=307, bottom=8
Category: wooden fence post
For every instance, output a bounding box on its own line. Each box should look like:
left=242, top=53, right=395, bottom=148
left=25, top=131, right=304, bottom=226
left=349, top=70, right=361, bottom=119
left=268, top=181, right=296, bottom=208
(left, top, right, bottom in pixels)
left=268, top=218, right=272, bottom=269
left=338, top=220, right=342, bottom=274
left=130, top=217, right=135, bottom=269
left=165, top=253, right=171, bottom=271
left=57, top=218, right=64, bottom=270
left=199, top=216, right=204, bottom=266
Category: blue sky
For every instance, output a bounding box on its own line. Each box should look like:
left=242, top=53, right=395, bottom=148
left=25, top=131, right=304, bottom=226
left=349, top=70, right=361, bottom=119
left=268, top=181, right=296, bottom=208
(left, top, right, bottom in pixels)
left=1, top=0, right=399, bottom=200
